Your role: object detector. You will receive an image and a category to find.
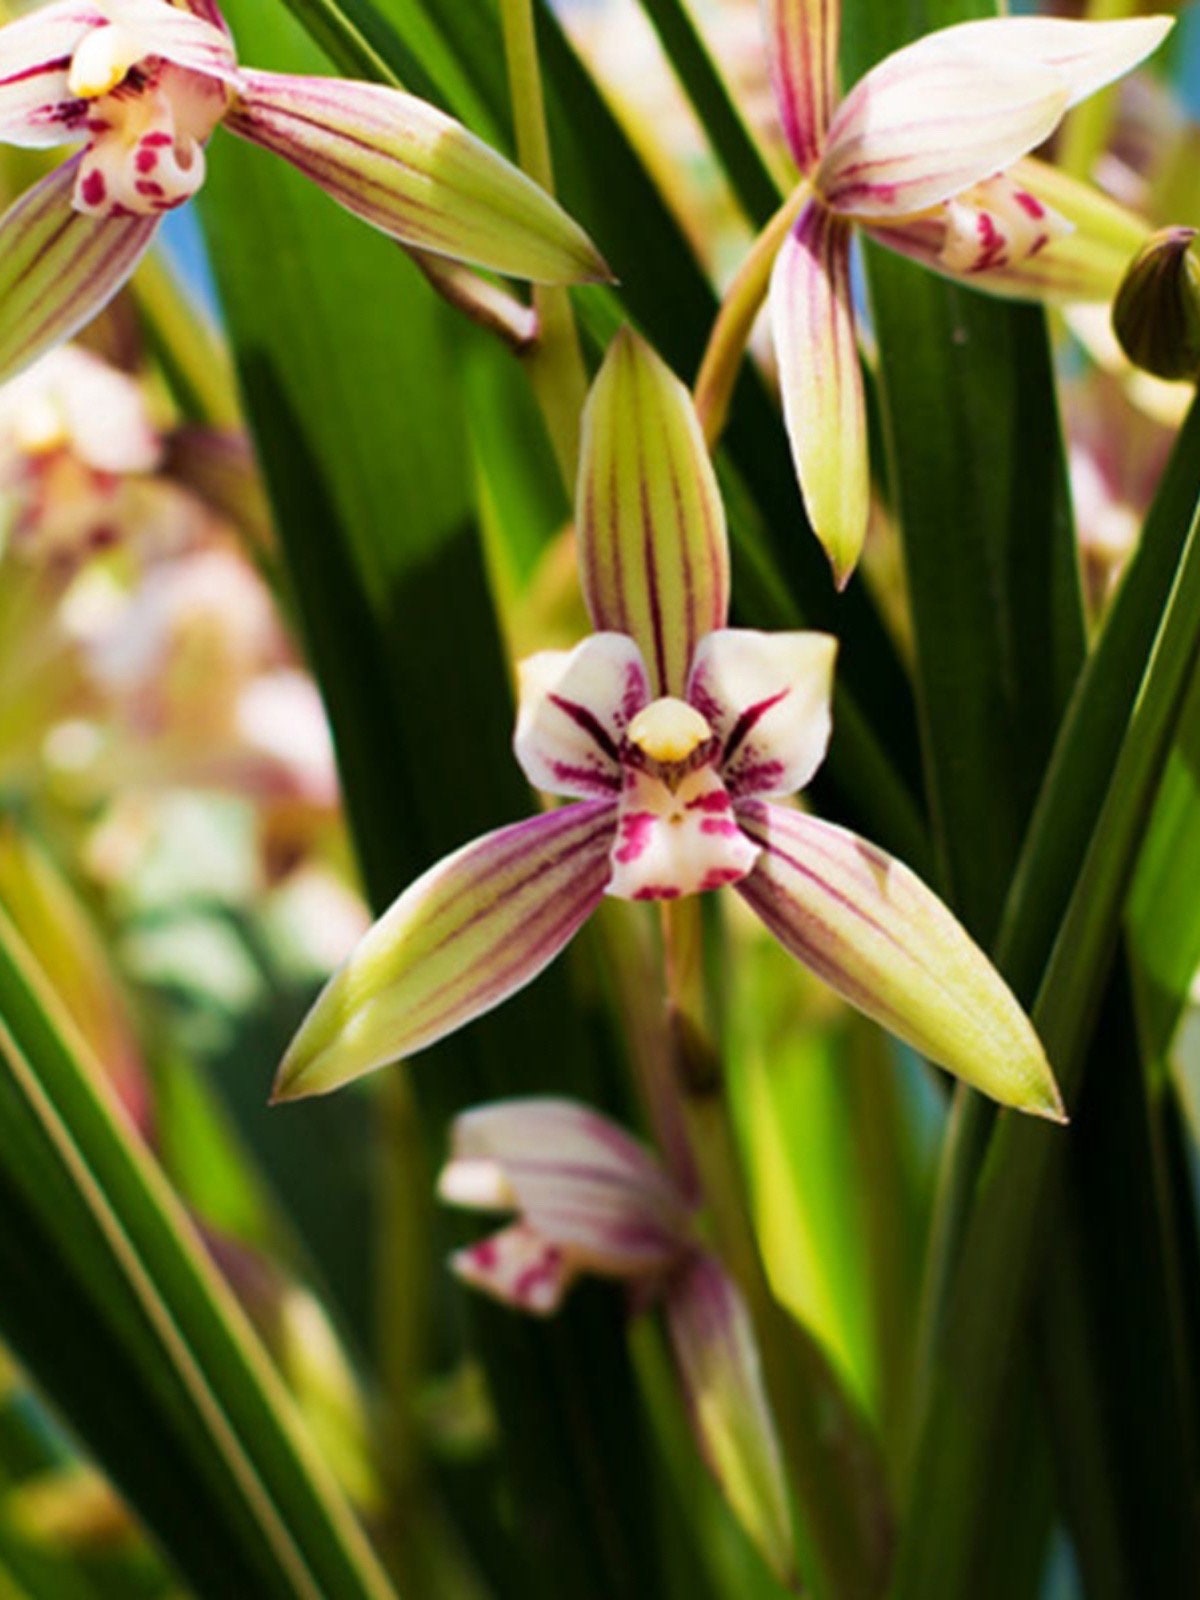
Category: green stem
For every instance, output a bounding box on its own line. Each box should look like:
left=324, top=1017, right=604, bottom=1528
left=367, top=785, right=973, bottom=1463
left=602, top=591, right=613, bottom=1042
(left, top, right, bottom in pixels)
left=498, top=0, right=589, bottom=489
left=659, top=898, right=891, bottom=1600
left=694, top=185, right=809, bottom=448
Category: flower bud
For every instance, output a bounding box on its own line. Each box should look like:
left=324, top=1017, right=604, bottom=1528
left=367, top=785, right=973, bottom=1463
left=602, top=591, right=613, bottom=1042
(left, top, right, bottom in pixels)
left=1113, top=227, right=1200, bottom=381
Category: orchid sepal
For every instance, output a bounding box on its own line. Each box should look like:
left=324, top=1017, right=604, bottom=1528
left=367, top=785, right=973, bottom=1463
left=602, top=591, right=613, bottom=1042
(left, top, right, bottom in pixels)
left=0, top=157, right=158, bottom=387
left=577, top=330, right=730, bottom=697
left=770, top=203, right=867, bottom=588
left=224, top=70, right=612, bottom=285
left=734, top=803, right=1066, bottom=1121
left=271, top=801, right=618, bottom=1101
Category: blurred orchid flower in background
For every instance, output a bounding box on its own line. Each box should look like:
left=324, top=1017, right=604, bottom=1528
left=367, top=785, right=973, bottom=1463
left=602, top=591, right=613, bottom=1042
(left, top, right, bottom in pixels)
left=758, top=6, right=1172, bottom=582
left=276, top=328, right=1063, bottom=1124
left=440, top=1096, right=796, bottom=1583
left=0, top=0, right=610, bottom=382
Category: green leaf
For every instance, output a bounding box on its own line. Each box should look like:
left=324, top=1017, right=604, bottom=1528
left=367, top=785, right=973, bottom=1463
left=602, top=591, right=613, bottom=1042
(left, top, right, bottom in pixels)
left=895, top=493, right=1200, bottom=1598
left=0, top=904, right=395, bottom=1600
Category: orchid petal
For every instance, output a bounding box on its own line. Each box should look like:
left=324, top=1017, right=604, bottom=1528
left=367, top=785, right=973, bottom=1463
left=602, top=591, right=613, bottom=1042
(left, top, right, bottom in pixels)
left=865, top=158, right=1146, bottom=304
left=577, top=328, right=730, bottom=696
left=687, top=628, right=836, bottom=799
left=665, top=1254, right=796, bottom=1586
left=0, top=156, right=158, bottom=387
left=440, top=1098, right=691, bottom=1275
left=817, top=33, right=1069, bottom=220
left=735, top=804, right=1066, bottom=1120
left=514, top=633, right=649, bottom=800
left=932, top=15, right=1172, bottom=113
left=607, top=763, right=759, bottom=902
left=66, top=0, right=236, bottom=95
left=272, top=801, right=617, bottom=1100
left=450, top=1221, right=575, bottom=1315
left=770, top=203, right=867, bottom=586
left=762, top=0, right=839, bottom=173
left=224, top=70, right=609, bottom=284
left=0, top=1, right=98, bottom=147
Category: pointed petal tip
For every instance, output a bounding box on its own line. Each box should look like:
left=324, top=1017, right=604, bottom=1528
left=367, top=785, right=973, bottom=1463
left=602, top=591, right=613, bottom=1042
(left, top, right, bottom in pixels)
left=832, top=553, right=856, bottom=592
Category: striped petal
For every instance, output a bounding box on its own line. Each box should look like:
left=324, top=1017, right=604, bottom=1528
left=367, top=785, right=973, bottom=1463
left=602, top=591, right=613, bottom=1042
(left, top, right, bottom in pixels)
left=224, top=70, right=610, bottom=284
left=817, top=31, right=1069, bottom=220
left=577, top=329, right=730, bottom=696
left=0, top=156, right=158, bottom=387
left=762, top=0, right=838, bottom=174
left=770, top=202, right=867, bottom=587
left=440, top=1097, right=691, bottom=1277
left=272, top=802, right=618, bottom=1100
left=0, top=1, right=99, bottom=147
left=514, top=633, right=649, bottom=800
left=665, top=1254, right=796, bottom=1586
left=932, top=15, right=1172, bottom=113
left=66, top=0, right=235, bottom=96
left=865, top=156, right=1149, bottom=306
left=687, top=628, right=837, bottom=799
left=735, top=804, right=1066, bottom=1120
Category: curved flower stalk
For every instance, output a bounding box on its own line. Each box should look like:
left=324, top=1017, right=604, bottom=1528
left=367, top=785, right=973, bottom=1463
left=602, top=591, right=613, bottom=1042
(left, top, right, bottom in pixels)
left=275, top=327, right=1063, bottom=1124
left=749, top=6, right=1172, bottom=583
left=440, top=1096, right=796, bottom=1583
left=0, top=0, right=609, bottom=382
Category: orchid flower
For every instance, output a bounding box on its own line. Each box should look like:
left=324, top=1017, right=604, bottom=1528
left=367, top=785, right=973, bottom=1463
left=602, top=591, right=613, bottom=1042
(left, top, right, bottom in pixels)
left=756, top=7, right=1172, bottom=582
left=439, top=1096, right=796, bottom=1583
left=275, top=327, right=1063, bottom=1124
left=0, top=0, right=608, bottom=383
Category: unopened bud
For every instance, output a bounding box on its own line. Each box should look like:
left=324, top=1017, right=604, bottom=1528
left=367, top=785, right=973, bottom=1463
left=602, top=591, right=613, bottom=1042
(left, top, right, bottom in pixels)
left=1113, top=227, right=1200, bottom=381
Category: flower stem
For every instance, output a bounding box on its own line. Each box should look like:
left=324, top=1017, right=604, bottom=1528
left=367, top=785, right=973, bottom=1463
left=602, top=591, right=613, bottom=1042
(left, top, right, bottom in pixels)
left=658, top=897, right=891, bottom=1599
left=498, top=0, right=589, bottom=489
left=693, top=184, right=809, bottom=448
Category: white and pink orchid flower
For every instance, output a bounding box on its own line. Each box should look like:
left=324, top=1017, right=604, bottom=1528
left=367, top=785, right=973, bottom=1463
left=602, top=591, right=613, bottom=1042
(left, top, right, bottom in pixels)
left=274, top=328, right=1063, bottom=1124
left=0, top=0, right=609, bottom=382
left=440, top=1096, right=795, bottom=1583
left=758, top=6, right=1172, bottom=582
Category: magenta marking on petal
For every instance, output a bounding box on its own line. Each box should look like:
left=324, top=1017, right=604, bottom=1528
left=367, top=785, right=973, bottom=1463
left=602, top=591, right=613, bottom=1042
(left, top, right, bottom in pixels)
left=1016, top=190, right=1046, bottom=220
left=728, top=758, right=786, bottom=796
left=548, top=760, right=621, bottom=795
left=632, top=885, right=681, bottom=901
left=684, top=790, right=732, bottom=815
left=700, top=818, right=741, bottom=839
left=549, top=693, right=621, bottom=762
left=700, top=867, right=746, bottom=892
left=722, top=689, right=789, bottom=765
left=622, top=660, right=649, bottom=724
left=513, top=1244, right=564, bottom=1304
left=471, top=1238, right=498, bottom=1270
left=135, top=147, right=158, bottom=172
left=80, top=169, right=105, bottom=206
left=614, top=810, right=656, bottom=865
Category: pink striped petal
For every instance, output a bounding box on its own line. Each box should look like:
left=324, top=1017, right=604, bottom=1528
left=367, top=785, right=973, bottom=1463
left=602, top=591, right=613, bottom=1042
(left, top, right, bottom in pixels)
left=272, top=802, right=618, bottom=1100
left=0, top=1, right=99, bottom=147
left=687, top=628, right=836, bottom=799
left=224, top=70, right=609, bottom=284
left=762, top=0, right=838, bottom=174
left=577, top=329, right=730, bottom=696
left=514, top=633, right=649, bottom=800
left=665, top=1254, right=796, bottom=1585
left=932, top=15, right=1172, bottom=113
left=769, top=202, right=867, bottom=587
left=451, top=1222, right=575, bottom=1315
left=0, top=156, right=158, bottom=387
left=66, top=0, right=236, bottom=96
left=735, top=804, right=1066, bottom=1120
left=866, top=156, right=1148, bottom=305
left=817, top=30, right=1069, bottom=220
left=440, top=1097, right=691, bottom=1276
